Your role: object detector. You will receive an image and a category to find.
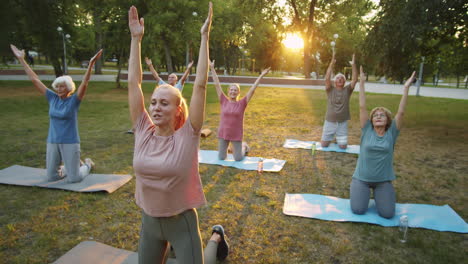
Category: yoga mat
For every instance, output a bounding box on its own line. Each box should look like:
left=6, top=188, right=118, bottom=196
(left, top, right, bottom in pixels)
left=0, top=165, right=132, bottom=193
left=283, top=139, right=360, bottom=154
left=283, top=193, right=468, bottom=233
left=199, top=150, right=286, bottom=172
left=53, top=241, right=177, bottom=264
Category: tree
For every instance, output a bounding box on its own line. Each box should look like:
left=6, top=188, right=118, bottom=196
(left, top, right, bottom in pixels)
left=284, top=0, right=373, bottom=78
left=288, top=0, right=317, bottom=79
left=19, top=0, right=79, bottom=76
left=364, top=0, right=467, bottom=82
left=142, top=0, right=207, bottom=73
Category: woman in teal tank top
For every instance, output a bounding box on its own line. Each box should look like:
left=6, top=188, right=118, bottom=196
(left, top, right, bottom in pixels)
left=350, top=66, right=416, bottom=219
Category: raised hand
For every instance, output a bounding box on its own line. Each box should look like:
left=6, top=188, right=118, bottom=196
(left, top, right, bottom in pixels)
left=89, top=49, right=103, bottom=66
left=128, top=6, right=144, bottom=39
left=10, top=44, right=25, bottom=59
left=145, top=57, right=152, bottom=66
left=9, top=44, right=47, bottom=95
left=261, top=67, right=271, bottom=76
left=187, top=61, right=194, bottom=69
left=200, top=2, right=213, bottom=35
left=209, top=60, right=215, bottom=68
left=349, top=54, right=355, bottom=66
left=404, top=71, right=416, bottom=88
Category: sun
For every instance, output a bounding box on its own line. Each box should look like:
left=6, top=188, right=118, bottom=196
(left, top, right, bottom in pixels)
left=282, top=33, right=304, bottom=49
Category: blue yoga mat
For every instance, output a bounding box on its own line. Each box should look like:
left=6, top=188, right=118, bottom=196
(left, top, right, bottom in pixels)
left=283, top=193, right=468, bottom=233
left=283, top=139, right=360, bottom=154
left=198, top=150, right=286, bottom=172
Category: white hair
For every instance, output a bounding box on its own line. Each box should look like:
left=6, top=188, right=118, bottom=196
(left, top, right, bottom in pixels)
left=334, top=73, right=346, bottom=82
left=52, top=76, right=76, bottom=93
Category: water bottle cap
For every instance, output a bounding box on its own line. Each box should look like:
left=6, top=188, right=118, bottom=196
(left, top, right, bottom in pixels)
left=400, top=215, right=408, bottom=221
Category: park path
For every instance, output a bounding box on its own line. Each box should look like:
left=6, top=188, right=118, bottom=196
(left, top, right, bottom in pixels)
left=1, top=65, right=467, bottom=100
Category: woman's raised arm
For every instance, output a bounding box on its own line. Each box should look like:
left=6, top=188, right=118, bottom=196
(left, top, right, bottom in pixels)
left=325, top=53, right=335, bottom=91
left=209, top=60, right=225, bottom=99
left=349, top=54, right=358, bottom=91
left=145, top=57, right=162, bottom=83
left=10, top=44, right=47, bottom=95
left=395, top=71, right=416, bottom=130
left=245, top=67, right=270, bottom=102
left=359, top=66, right=368, bottom=129
left=127, top=6, right=146, bottom=126
left=179, top=61, right=194, bottom=86
left=189, top=2, right=213, bottom=131
left=76, top=49, right=103, bottom=100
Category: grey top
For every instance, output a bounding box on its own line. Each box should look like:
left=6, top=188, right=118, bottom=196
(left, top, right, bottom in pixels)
left=325, top=84, right=352, bottom=122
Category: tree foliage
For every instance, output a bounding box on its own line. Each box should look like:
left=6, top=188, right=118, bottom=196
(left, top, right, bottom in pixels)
left=364, top=0, right=467, bottom=82
left=284, top=0, right=373, bottom=78
left=1, top=0, right=465, bottom=82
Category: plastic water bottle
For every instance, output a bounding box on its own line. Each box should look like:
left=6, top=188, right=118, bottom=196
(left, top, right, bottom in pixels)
left=399, top=215, right=408, bottom=243
left=311, top=142, right=316, bottom=155
left=257, top=158, right=264, bottom=174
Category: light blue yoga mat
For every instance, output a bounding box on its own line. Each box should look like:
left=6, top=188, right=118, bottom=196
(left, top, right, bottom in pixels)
left=283, top=193, right=468, bottom=233
left=283, top=139, right=360, bottom=154
left=198, top=150, right=286, bottom=172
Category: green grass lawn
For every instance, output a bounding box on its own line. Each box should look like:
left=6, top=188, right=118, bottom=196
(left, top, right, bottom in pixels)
left=0, top=80, right=467, bottom=263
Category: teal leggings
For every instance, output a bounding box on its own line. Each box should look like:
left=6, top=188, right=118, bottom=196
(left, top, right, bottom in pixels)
left=138, top=209, right=218, bottom=264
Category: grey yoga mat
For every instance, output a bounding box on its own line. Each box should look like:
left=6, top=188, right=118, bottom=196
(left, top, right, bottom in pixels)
left=53, top=241, right=176, bottom=264
left=0, top=165, right=132, bottom=193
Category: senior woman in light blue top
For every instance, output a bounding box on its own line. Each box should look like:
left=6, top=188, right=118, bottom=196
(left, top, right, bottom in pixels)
left=350, top=66, right=416, bottom=219
left=10, top=44, right=102, bottom=183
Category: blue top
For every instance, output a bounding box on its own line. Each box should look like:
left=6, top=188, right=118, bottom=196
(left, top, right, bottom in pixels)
left=158, top=79, right=183, bottom=92
left=352, top=120, right=400, bottom=182
left=46, top=89, right=81, bottom=143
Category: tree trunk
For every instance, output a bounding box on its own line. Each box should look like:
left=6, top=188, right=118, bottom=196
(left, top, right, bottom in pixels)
left=291, top=0, right=316, bottom=79
left=115, top=47, right=125, bottom=89
left=93, top=8, right=103, bottom=74
left=162, top=35, right=174, bottom=73
left=303, top=35, right=311, bottom=79
left=51, top=56, right=63, bottom=77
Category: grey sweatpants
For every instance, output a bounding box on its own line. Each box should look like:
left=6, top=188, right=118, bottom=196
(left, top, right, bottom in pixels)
left=46, top=143, right=90, bottom=183
left=218, top=138, right=244, bottom=161
left=350, top=178, right=396, bottom=219
left=138, top=209, right=218, bottom=264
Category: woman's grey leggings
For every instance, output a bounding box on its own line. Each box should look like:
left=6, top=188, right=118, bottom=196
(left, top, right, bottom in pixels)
left=46, top=143, right=90, bottom=183
left=138, top=209, right=218, bottom=264
left=218, top=138, right=244, bottom=161
left=350, top=178, right=396, bottom=219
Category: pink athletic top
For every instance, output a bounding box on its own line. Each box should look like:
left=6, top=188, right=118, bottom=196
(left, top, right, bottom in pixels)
left=133, top=111, right=206, bottom=217
left=217, top=95, right=248, bottom=141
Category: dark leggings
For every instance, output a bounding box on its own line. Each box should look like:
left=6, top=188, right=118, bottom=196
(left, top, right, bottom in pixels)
left=138, top=209, right=218, bottom=264
left=350, top=178, right=396, bottom=219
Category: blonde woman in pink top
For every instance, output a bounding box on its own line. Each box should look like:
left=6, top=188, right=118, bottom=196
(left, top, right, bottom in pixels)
left=210, top=61, right=270, bottom=161
left=128, top=3, right=229, bottom=263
